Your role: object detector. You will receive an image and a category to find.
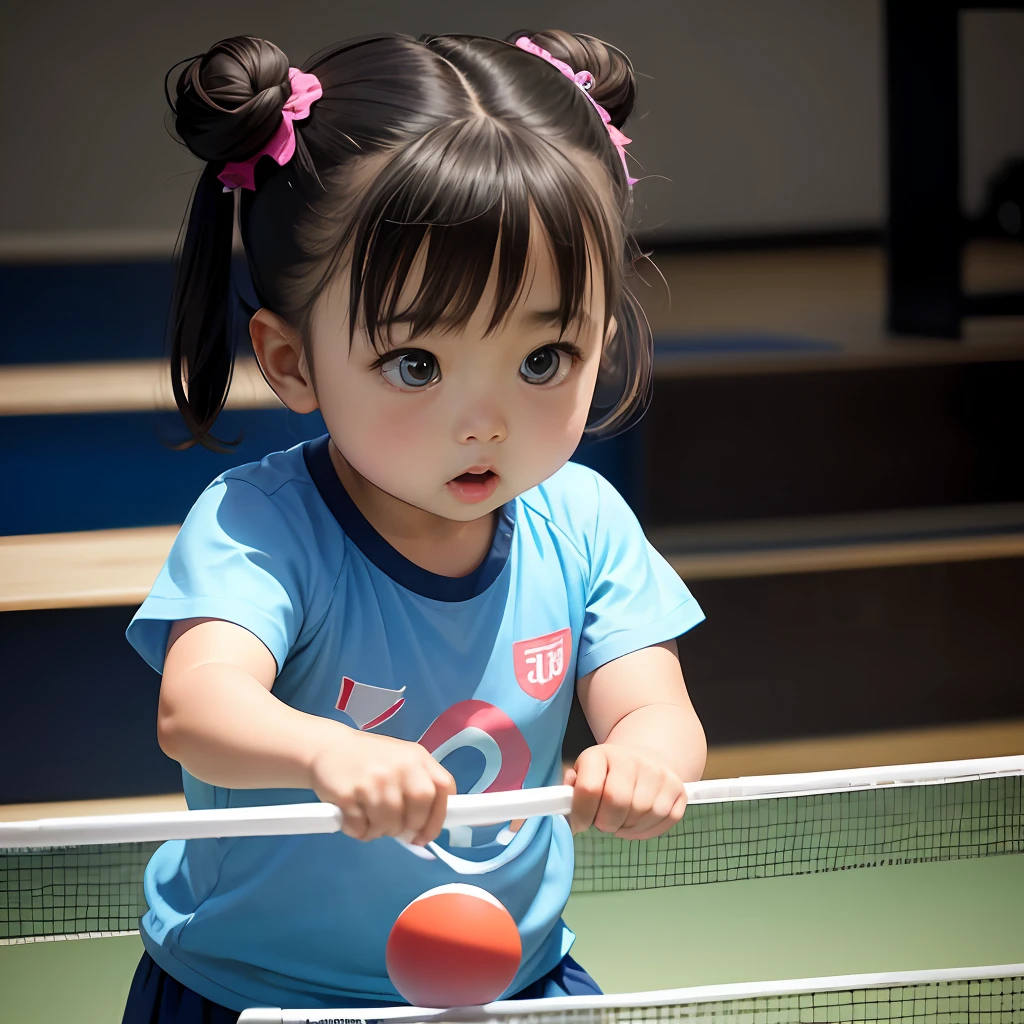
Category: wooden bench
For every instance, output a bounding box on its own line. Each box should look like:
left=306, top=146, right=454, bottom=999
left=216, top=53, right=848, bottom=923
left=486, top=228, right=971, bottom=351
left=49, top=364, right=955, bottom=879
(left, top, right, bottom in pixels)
left=6, top=504, right=1024, bottom=612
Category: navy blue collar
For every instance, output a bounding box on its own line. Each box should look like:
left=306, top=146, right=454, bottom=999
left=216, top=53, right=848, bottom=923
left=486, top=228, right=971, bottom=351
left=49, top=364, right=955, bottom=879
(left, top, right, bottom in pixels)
left=303, top=435, right=515, bottom=602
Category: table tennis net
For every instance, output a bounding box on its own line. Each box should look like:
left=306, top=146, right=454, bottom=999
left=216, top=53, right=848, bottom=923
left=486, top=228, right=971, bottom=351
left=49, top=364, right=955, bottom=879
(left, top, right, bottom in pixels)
left=236, top=969, right=1024, bottom=1024
left=2, top=765, right=1022, bottom=943
left=572, top=773, right=1023, bottom=893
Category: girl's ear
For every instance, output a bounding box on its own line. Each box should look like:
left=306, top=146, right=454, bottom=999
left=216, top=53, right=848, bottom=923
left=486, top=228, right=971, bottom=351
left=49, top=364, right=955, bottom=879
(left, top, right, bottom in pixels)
left=249, top=308, right=319, bottom=414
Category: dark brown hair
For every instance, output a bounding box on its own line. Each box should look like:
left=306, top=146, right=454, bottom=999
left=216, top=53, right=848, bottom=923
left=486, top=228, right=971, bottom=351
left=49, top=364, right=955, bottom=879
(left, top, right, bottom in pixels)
left=166, top=30, right=651, bottom=448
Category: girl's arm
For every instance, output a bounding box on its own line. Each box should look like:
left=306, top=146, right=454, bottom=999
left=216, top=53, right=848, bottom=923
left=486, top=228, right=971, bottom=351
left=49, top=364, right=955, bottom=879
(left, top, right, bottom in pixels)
left=157, top=618, right=455, bottom=844
left=568, top=639, right=707, bottom=839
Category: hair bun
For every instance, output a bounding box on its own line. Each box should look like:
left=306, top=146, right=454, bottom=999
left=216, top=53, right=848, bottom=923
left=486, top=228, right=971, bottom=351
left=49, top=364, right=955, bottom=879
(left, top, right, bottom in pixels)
left=513, top=29, right=636, bottom=129
left=170, top=36, right=291, bottom=164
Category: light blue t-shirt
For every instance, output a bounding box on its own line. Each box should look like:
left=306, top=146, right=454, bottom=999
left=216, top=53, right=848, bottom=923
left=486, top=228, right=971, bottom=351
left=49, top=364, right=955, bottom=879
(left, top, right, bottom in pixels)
left=126, top=435, right=704, bottom=1011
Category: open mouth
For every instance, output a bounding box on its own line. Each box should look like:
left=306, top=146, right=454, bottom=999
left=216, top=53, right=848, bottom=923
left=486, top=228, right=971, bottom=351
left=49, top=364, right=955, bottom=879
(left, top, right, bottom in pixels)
left=452, top=469, right=496, bottom=485
left=446, top=469, right=500, bottom=504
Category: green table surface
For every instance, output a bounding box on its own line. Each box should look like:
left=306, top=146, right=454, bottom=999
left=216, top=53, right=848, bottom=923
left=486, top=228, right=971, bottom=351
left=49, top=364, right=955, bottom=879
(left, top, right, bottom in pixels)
left=2, top=856, right=1022, bottom=1023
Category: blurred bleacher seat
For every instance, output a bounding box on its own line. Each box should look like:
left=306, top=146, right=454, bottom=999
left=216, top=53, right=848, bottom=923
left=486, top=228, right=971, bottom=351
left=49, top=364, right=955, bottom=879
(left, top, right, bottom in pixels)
left=2, top=243, right=1024, bottom=803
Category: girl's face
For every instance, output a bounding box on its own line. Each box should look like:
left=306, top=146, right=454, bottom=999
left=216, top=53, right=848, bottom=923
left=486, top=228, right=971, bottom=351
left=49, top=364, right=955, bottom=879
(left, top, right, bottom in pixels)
left=308, top=227, right=607, bottom=523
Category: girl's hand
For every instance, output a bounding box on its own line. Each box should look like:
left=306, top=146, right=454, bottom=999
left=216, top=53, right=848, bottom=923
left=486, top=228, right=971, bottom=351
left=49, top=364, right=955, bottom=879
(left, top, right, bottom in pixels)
left=307, top=728, right=456, bottom=845
left=564, top=743, right=688, bottom=840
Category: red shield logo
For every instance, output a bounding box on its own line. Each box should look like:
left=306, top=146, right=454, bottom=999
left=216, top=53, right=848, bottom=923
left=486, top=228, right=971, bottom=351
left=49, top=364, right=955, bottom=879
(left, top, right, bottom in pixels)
left=512, top=628, right=572, bottom=701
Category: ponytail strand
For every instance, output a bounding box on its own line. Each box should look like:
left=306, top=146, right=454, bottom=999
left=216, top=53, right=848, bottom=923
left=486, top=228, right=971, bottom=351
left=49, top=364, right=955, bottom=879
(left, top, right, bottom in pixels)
left=168, top=163, right=238, bottom=450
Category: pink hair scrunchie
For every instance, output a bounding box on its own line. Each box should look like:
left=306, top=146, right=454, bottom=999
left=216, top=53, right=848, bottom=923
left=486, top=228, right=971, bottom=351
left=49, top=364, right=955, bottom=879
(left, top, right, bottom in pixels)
left=514, top=36, right=637, bottom=187
left=218, top=67, right=324, bottom=192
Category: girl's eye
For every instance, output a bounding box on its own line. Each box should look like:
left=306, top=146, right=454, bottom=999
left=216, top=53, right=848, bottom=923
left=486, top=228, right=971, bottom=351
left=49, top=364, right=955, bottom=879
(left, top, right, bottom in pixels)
left=379, top=351, right=440, bottom=390
left=520, top=346, right=574, bottom=386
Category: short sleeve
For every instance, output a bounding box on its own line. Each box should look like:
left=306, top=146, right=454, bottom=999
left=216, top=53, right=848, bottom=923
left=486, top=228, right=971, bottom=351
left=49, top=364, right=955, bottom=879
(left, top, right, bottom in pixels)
left=576, top=473, right=704, bottom=678
left=126, top=478, right=310, bottom=675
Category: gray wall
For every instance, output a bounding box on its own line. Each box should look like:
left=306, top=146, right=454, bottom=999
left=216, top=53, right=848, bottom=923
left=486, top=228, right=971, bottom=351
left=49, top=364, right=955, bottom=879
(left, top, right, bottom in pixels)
left=2, top=1, right=1022, bottom=253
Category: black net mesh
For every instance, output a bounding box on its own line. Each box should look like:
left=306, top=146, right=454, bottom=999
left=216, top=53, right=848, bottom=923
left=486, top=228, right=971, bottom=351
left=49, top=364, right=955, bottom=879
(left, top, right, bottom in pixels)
left=572, top=776, right=1023, bottom=892
left=0, top=842, right=158, bottom=942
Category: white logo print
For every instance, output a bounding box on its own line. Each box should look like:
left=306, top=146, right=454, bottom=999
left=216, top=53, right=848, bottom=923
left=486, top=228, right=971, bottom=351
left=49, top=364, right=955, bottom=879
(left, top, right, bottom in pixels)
left=523, top=638, right=564, bottom=687
left=335, top=677, right=406, bottom=731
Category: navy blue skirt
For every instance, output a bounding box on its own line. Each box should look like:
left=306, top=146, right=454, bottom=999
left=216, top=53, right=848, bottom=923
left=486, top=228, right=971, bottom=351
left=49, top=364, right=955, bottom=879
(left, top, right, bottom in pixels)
left=122, top=951, right=602, bottom=1023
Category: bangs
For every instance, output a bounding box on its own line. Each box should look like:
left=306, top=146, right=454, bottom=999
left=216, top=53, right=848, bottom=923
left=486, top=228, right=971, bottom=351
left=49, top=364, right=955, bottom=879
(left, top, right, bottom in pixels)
left=344, top=118, right=622, bottom=349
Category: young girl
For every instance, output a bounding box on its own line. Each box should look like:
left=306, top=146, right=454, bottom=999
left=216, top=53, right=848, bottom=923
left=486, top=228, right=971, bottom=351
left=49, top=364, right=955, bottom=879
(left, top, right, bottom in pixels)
left=123, top=27, right=707, bottom=1022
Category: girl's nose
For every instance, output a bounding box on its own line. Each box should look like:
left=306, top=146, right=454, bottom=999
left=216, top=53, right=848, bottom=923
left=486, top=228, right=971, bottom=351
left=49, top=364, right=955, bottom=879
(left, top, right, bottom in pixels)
left=455, top=404, right=508, bottom=445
